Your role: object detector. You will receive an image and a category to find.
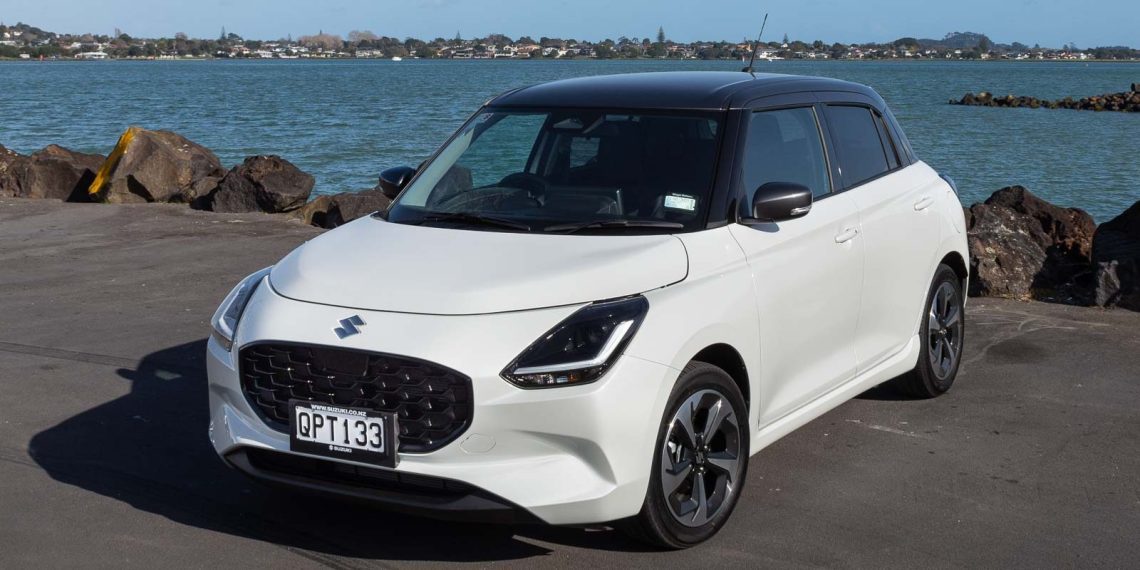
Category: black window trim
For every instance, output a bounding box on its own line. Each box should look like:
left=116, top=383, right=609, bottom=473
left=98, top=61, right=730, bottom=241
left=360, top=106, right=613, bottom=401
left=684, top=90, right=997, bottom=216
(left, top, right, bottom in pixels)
left=871, top=108, right=903, bottom=170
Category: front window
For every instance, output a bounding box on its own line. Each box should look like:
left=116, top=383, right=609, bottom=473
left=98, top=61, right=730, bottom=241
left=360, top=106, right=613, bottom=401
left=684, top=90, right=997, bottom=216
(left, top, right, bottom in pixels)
left=387, top=109, right=724, bottom=233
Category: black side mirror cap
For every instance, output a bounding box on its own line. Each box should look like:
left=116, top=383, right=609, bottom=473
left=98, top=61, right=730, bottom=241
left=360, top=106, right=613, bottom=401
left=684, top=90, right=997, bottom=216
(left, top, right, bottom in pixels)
left=741, top=182, right=813, bottom=225
left=378, top=166, right=417, bottom=199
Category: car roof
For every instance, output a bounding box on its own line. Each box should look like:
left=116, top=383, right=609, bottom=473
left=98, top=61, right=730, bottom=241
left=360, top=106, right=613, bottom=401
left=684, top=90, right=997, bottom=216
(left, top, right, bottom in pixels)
left=488, top=71, right=878, bottom=111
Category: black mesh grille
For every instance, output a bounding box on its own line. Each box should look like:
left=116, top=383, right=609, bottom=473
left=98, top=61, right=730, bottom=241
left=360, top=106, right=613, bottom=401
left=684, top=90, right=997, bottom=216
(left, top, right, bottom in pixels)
left=239, top=343, right=472, bottom=452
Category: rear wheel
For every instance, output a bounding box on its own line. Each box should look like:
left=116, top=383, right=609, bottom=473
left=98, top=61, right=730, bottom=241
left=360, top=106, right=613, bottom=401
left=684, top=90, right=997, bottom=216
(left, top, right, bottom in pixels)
left=621, top=361, right=748, bottom=549
left=893, top=264, right=965, bottom=398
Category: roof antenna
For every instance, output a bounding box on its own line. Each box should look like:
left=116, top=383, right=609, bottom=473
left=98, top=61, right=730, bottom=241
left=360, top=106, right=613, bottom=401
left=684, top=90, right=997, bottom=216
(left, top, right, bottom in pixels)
left=742, top=13, right=769, bottom=74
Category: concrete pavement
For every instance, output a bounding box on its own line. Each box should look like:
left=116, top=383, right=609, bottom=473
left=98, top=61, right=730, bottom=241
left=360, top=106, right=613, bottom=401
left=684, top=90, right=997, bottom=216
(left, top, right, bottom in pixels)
left=2, top=198, right=1138, bottom=568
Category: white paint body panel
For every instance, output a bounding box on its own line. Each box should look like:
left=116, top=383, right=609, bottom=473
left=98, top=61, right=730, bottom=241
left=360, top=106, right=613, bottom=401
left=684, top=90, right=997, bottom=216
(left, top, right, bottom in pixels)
left=270, top=216, right=688, bottom=315
left=206, top=161, right=968, bottom=526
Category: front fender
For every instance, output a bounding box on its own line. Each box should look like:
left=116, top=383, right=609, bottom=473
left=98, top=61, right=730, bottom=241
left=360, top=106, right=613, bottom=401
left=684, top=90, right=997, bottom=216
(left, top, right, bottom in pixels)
left=624, top=228, right=760, bottom=440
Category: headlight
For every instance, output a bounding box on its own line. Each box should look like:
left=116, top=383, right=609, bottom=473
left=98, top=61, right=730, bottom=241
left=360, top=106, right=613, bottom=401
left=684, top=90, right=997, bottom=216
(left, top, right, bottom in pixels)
left=501, top=296, right=649, bottom=388
left=210, top=267, right=272, bottom=351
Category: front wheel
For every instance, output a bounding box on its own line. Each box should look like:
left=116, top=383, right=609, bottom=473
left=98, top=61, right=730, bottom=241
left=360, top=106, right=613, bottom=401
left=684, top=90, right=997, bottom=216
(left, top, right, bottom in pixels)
left=892, top=263, right=965, bottom=398
left=621, top=361, right=749, bottom=549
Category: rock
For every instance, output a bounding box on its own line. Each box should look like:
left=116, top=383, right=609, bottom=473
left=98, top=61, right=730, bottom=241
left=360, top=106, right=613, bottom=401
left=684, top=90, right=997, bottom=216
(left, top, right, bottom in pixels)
left=984, top=185, right=1096, bottom=261
left=90, top=127, right=225, bottom=204
left=0, top=145, right=28, bottom=198
left=207, top=155, right=314, bottom=213
left=19, top=145, right=106, bottom=201
left=966, top=186, right=1096, bottom=303
left=950, top=85, right=1140, bottom=113
left=1092, top=200, right=1140, bottom=310
left=295, top=188, right=391, bottom=229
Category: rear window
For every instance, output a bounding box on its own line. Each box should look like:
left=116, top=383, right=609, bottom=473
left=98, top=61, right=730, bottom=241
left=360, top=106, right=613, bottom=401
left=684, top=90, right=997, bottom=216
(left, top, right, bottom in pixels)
left=826, top=105, right=890, bottom=188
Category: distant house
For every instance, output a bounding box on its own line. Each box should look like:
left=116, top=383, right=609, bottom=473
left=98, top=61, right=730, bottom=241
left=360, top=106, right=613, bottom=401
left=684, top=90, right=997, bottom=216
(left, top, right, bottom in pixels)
left=75, top=51, right=107, bottom=60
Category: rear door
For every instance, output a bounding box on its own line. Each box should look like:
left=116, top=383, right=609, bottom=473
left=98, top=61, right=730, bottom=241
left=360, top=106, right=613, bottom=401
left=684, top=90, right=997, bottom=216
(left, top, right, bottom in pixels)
left=727, top=103, right=865, bottom=425
left=820, top=101, right=941, bottom=372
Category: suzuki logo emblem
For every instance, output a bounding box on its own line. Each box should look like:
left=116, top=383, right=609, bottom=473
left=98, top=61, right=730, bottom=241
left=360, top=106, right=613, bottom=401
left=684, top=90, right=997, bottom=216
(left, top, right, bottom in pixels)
left=333, top=315, right=366, bottom=339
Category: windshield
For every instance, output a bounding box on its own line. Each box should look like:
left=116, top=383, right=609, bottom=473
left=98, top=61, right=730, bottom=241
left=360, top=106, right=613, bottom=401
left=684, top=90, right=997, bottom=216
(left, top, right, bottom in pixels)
left=386, top=108, right=723, bottom=233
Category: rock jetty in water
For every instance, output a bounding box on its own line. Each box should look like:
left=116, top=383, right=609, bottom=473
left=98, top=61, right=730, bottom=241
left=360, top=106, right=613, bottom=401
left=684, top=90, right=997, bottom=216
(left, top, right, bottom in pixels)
left=950, top=83, right=1140, bottom=112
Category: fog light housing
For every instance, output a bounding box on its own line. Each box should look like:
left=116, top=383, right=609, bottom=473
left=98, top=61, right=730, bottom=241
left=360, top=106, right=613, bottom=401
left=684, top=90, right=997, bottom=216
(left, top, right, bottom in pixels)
left=501, top=296, right=649, bottom=388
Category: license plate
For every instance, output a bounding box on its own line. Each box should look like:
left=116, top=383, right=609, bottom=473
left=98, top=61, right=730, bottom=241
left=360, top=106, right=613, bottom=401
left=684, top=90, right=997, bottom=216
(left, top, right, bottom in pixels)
left=289, top=401, right=398, bottom=468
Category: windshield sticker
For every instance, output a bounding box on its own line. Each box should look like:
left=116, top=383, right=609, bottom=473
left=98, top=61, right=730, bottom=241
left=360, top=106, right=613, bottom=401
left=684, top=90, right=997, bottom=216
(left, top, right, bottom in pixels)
left=664, top=194, right=697, bottom=211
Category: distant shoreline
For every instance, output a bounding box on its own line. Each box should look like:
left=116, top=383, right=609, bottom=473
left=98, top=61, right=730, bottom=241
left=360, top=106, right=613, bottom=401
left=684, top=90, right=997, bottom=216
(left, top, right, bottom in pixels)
left=2, top=57, right=1138, bottom=63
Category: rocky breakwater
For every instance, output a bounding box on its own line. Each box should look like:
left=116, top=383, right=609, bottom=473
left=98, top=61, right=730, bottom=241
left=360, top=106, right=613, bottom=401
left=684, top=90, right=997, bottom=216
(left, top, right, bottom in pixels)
left=2, top=127, right=389, bottom=229
left=1092, top=201, right=1140, bottom=310
left=1, top=143, right=105, bottom=201
left=950, top=83, right=1140, bottom=112
left=966, top=186, right=1140, bottom=311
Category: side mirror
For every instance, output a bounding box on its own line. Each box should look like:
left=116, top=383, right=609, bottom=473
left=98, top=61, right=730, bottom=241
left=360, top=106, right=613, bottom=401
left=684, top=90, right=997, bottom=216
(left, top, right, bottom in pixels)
left=378, top=166, right=417, bottom=199
left=742, top=182, right=813, bottom=224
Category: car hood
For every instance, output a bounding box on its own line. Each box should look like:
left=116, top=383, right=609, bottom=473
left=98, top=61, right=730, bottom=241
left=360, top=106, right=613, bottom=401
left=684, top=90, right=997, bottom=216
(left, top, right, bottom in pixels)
left=269, top=217, right=689, bottom=315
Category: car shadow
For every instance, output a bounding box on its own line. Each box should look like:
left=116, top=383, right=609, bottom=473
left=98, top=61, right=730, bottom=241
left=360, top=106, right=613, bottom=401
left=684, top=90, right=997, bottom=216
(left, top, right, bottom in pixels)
left=27, top=339, right=655, bottom=563
left=855, top=383, right=912, bottom=401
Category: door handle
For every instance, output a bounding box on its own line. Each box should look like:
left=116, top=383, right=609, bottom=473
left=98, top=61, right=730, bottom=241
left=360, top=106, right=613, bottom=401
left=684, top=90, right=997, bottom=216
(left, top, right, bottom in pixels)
left=834, top=227, right=859, bottom=244
left=914, top=195, right=935, bottom=211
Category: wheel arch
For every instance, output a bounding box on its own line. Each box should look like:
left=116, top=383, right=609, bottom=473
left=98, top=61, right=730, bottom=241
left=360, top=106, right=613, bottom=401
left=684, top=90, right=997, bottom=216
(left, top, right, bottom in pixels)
left=939, top=250, right=969, bottom=293
left=690, top=343, right=750, bottom=411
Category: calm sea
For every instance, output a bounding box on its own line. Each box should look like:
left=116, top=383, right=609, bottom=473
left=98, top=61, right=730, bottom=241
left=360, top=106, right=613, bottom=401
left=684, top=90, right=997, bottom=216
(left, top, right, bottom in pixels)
left=1, top=59, right=1137, bottom=221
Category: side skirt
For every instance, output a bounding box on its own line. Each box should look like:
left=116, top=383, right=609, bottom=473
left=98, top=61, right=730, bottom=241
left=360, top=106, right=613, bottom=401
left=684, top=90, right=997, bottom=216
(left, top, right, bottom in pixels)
left=750, top=333, right=921, bottom=455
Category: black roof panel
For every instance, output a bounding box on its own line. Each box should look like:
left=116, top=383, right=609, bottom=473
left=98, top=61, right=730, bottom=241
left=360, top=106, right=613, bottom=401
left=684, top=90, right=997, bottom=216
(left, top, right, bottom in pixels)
left=489, top=71, right=876, bottom=111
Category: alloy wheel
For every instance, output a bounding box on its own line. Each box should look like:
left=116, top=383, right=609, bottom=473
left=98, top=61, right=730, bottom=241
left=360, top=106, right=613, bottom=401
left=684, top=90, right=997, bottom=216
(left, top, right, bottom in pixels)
left=660, top=389, right=744, bottom=527
left=927, top=281, right=963, bottom=381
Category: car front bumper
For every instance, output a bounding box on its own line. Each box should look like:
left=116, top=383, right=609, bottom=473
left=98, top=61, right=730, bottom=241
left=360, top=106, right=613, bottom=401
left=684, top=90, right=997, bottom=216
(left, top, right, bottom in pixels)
left=206, top=281, right=679, bottom=526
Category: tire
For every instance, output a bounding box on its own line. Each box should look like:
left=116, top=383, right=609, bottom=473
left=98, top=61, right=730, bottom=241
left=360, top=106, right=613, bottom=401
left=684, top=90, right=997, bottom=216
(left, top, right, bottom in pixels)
left=621, top=361, right=749, bottom=549
left=892, top=263, right=965, bottom=398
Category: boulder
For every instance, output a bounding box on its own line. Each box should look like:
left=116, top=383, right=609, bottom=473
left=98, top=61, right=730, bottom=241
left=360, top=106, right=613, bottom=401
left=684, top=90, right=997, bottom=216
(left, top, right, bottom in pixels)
left=983, top=185, right=1096, bottom=261
left=295, top=188, right=392, bottom=229
left=965, top=186, right=1096, bottom=302
left=0, top=145, right=28, bottom=198
left=90, top=127, right=225, bottom=204
left=1092, top=200, right=1140, bottom=310
left=19, top=145, right=106, bottom=201
left=207, top=155, right=315, bottom=213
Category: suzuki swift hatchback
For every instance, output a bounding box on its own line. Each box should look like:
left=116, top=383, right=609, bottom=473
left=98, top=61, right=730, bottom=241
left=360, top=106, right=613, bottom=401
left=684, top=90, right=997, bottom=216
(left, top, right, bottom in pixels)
left=207, top=72, right=969, bottom=548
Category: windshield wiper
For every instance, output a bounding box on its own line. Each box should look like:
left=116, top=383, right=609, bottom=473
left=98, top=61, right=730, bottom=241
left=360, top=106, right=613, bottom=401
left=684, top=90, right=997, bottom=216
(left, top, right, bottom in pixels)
left=544, top=219, right=685, bottom=234
left=417, top=212, right=532, bottom=231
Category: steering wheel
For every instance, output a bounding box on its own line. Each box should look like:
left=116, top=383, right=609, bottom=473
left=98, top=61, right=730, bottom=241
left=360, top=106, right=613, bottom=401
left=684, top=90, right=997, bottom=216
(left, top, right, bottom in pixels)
left=498, top=172, right=549, bottom=199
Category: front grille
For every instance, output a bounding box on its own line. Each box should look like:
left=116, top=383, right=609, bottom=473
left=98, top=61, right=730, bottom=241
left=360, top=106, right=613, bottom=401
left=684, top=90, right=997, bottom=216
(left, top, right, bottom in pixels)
left=239, top=343, right=472, bottom=452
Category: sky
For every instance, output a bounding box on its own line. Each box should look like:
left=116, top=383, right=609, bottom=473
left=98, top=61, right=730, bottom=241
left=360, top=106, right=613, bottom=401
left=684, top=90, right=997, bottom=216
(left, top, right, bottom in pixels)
left=2, top=0, right=1137, bottom=48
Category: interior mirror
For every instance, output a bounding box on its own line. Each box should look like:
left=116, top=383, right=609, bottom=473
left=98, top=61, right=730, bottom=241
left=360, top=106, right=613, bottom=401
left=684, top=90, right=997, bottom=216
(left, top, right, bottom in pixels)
left=378, top=166, right=417, bottom=199
left=743, top=182, right=813, bottom=224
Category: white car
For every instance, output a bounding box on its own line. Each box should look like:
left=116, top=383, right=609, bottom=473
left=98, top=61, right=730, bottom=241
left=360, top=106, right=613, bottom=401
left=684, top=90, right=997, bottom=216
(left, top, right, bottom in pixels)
left=207, top=71, right=969, bottom=548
